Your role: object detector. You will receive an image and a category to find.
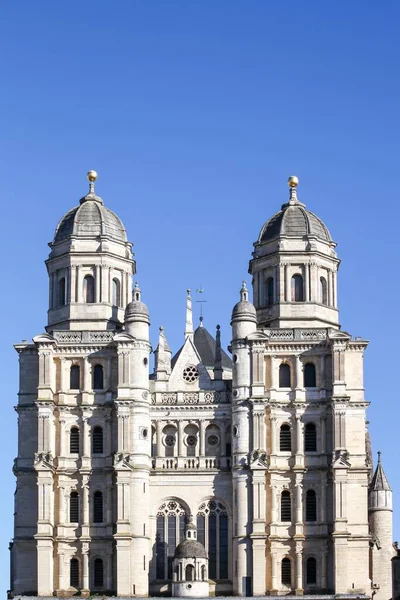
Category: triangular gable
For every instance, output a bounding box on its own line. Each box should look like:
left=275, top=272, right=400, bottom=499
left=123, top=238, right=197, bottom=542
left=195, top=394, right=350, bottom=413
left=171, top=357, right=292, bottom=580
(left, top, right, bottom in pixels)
left=169, top=336, right=211, bottom=389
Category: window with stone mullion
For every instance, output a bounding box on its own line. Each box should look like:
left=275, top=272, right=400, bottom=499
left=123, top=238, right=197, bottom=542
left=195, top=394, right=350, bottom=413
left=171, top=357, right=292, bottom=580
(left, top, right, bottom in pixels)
left=197, top=501, right=229, bottom=580
left=156, top=503, right=186, bottom=580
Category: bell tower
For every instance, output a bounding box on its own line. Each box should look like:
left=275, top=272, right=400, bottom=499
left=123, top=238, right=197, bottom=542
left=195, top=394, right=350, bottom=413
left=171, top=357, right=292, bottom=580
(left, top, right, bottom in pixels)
left=46, top=170, right=135, bottom=332
left=249, top=176, right=340, bottom=329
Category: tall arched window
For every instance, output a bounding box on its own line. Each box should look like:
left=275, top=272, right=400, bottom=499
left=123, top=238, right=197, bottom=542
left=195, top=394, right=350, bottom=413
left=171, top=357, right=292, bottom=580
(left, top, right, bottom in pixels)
left=320, top=276, right=328, bottom=305
left=70, top=558, right=79, bottom=588
left=279, top=363, right=291, bottom=388
left=197, top=500, right=229, bottom=580
left=306, top=557, right=317, bottom=585
left=304, top=423, right=317, bottom=452
left=70, top=365, right=80, bottom=390
left=305, top=490, right=317, bottom=522
left=185, top=564, right=195, bottom=582
left=265, top=277, right=274, bottom=306
left=281, top=491, right=291, bottom=522
left=92, top=426, right=104, bottom=454
left=93, top=364, right=104, bottom=390
left=70, top=491, right=79, bottom=523
left=94, top=558, right=104, bottom=588
left=112, top=278, right=121, bottom=307
left=93, top=491, right=103, bottom=523
left=304, top=363, right=316, bottom=387
left=70, top=427, right=80, bottom=454
left=280, top=424, right=291, bottom=452
left=83, top=275, right=95, bottom=303
left=291, top=274, right=304, bottom=302
left=156, top=501, right=187, bottom=580
left=281, top=557, right=291, bottom=585
left=58, top=277, right=66, bottom=306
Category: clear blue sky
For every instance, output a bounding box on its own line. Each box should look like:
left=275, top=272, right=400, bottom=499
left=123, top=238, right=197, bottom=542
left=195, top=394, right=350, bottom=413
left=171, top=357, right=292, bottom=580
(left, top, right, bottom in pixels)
left=0, top=1, right=399, bottom=593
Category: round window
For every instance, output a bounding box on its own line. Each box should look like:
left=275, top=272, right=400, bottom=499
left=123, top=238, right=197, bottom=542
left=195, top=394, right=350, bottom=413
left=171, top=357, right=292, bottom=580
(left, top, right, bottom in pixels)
left=208, top=434, right=219, bottom=446
left=142, top=428, right=148, bottom=439
left=187, top=435, right=197, bottom=447
left=183, top=365, right=199, bottom=383
left=165, top=435, right=175, bottom=447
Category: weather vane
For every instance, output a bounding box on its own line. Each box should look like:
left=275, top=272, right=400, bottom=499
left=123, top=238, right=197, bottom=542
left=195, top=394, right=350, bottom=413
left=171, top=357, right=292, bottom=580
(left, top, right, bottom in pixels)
left=196, top=286, right=207, bottom=324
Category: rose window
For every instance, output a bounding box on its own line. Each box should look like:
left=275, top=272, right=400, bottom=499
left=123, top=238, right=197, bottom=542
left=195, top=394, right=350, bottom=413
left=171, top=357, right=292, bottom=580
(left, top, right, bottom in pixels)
left=183, top=365, right=199, bottom=383
left=165, top=435, right=175, bottom=447
left=208, top=434, right=219, bottom=446
left=187, top=435, right=197, bottom=447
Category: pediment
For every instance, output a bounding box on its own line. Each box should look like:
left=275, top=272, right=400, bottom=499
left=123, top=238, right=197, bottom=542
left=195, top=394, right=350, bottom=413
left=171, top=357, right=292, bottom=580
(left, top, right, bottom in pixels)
left=169, top=337, right=211, bottom=388
left=113, top=331, right=136, bottom=342
left=247, top=331, right=270, bottom=342
left=250, top=449, right=269, bottom=469
left=332, top=450, right=351, bottom=468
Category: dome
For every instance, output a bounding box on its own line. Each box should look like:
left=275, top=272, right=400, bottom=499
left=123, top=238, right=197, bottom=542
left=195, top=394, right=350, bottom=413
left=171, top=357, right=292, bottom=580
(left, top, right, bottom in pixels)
left=258, top=202, right=332, bottom=244
left=231, top=300, right=257, bottom=322
left=125, top=300, right=149, bottom=321
left=53, top=194, right=127, bottom=244
left=174, top=539, right=208, bottom=559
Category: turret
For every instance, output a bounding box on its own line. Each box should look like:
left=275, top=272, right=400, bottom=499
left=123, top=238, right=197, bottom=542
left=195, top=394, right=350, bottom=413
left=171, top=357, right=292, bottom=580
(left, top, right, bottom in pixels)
left=46, top=171, right=135, bottom=332
left=249, top=176, right=340, bottom=329
left=231, top=281, right=257, bottom=341
left=369, top=452, right=394, bottom=600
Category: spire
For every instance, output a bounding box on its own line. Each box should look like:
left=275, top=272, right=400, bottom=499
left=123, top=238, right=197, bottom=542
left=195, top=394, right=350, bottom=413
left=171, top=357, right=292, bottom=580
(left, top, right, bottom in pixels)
left=133, top=281, right=141, bottom=302
left=213, top=324, right=223, bottom=380
left=80, top=170, right=103, bottom=204
left=240, top=280, right=249, bottom=302
left=185, top=289, right=194, bottom=340
left=287, top=175, right=299, bottom=205
left=154, top=326, right=171, bottom=379
left=370, top=451, right=392, bottom=492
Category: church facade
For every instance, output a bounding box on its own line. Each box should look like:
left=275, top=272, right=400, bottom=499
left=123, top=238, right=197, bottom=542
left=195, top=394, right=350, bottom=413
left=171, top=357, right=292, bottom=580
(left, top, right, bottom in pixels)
left=10, top=172, right=394, bottom=599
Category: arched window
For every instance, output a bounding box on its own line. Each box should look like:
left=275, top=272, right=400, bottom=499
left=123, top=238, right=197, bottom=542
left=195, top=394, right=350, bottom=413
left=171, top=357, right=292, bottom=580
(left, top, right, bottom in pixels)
left=265, top=277, right=274, bottom=306
left=304, top=423, right=317, bottom=452
left=291, top=274, right=304, bottom=302
left=70, top=491, right=79, bottom=523
left=83, top=274, right=95, bottom=303
left=92, top=426, right=104, bottom=454
left=197, top=500, right=228, bottom=580
left=70, top=558, right=79, bottom=588
left=156, top=500, right=187, bottom=580
left=304, top=363, right=316, bottom=387
left=281, top=557, right=291, bottom=585
left=93, top=491, right=103, bottom=523
left=70, top=365, right=80, bottom=390
left=94, top=558, right=104, bottom=588
left=112, top=278, right=121, bottom=307
left=306, top=490, right=317, bottom=522
left=93, top=364, right=104, bottom=390
left=320, top=276, right=328, bottom=305
left=58, top=277, right=66, bottom=306
left=281, top=491, right=291, bottom=522
left=185, top=564, right=194, bottom=582
left=70, top=427, right=80, bottom=454
left=279, top=363, right=291, bottom=388
left=306, top=557, right=317, bottom=585
left=201, top=565, right=206, bottom=581
left=280, top=424, right=291, bottom=452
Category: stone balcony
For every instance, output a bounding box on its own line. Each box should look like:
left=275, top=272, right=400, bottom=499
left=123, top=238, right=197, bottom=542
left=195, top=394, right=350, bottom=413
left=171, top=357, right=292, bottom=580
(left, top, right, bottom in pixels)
left=151, top=455, right=232, bottom=471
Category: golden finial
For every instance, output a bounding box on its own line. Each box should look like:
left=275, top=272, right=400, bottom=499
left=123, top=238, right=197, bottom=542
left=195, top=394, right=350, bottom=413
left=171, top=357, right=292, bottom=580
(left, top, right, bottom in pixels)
left=288, top=175, right=299, bottom=188
left=87, top=170, right=98, bottom=182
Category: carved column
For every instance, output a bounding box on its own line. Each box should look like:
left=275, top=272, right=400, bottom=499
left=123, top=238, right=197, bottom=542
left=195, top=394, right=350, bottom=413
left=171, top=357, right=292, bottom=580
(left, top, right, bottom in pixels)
left=82, top=412, right=90, bottom=457
left=285, top=264, right=291, bottom=301
left=107, top=485, right=112, bottom=524
left=295, top=543, right=303, bottom=593
left=295, top=477, right=303, bottom=525
left=279, top=263, right=285, bottom=302
left=199, top=420, right=206, bottom=456
left=49, top=273, right=54, bottom=309
left=76, top=265, right=81, bottom=302
left=82, top=546, right=89, bottom=592
left=70, top=266, right=77, bottom=303
left=295, top=355, right=303, bottom=390
left=95, top=265, right=101, bottom=303
left=58, top=486, right=65, bottom=524
left=270, top=416, right=277, bottom=454
left=178, top=420, right=185, bottom=457
left=328, top=269, right=333, bottom=307
left=304, top=263, right=310, bottom=301
left=271, top=487, right=278, bottom=523
left=270, top=356, right=277, bottom=390
left=219, top=420, right=226, bottom=456
left=59, top=418, right=66, bottom=456
left=156, top=420, right=163, bottom=456
left=296, top=415, right=304, bottom=456
left=271, top=552, right=277, bottom=591
left=82, top=479, right=89, bottom=526
left=83, top=358, right=91, bottom=392
left=333, top=270, right=338, bottom=308
left=310, top=262, right=317, bottom=302
left=107, top=553, right=113, bottom=590
left=105, top=417, right=112, bottom=455
left=101, top=264, right=109, bottom=303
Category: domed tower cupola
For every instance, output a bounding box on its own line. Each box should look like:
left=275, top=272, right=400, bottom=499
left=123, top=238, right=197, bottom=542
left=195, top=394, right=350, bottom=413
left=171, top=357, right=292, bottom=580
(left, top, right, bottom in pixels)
left=46, top=171, right=135, bottom=332
left=249, top=176, right=340, bottom=329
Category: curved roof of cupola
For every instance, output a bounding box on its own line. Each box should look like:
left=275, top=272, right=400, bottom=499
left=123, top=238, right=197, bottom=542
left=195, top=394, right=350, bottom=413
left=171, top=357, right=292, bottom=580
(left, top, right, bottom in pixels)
left=257, top=176, right=333, bottom=244
left=52, top=171, right=128, bottom=245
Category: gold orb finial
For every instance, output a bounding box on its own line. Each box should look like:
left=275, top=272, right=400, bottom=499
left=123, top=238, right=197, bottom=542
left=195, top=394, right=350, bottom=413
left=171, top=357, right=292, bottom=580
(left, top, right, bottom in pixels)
left=87, top=170, right=98, bottom=182
left=288, top=175, right=299, bottom=188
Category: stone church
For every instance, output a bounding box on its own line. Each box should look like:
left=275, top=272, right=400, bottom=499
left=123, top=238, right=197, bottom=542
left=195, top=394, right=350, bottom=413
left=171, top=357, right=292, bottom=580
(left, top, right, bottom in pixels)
left=10, top=172, right=395, bottom=598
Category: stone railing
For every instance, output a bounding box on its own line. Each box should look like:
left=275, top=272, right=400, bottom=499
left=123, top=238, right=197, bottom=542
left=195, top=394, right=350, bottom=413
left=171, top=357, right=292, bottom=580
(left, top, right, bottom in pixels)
left=151, top=391, right=231, bottom=406
left=152, top=456, right=231, bottom=470
left=268, top=328, right=327, bottom=341
left=53, top=330, right=115, bottom=344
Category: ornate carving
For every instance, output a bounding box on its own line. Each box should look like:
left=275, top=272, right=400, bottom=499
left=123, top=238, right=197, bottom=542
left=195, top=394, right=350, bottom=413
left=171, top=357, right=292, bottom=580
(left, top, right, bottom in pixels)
left=161, top=393, right=178, bottom=405
left=183, top=393, right=198, bottom=404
